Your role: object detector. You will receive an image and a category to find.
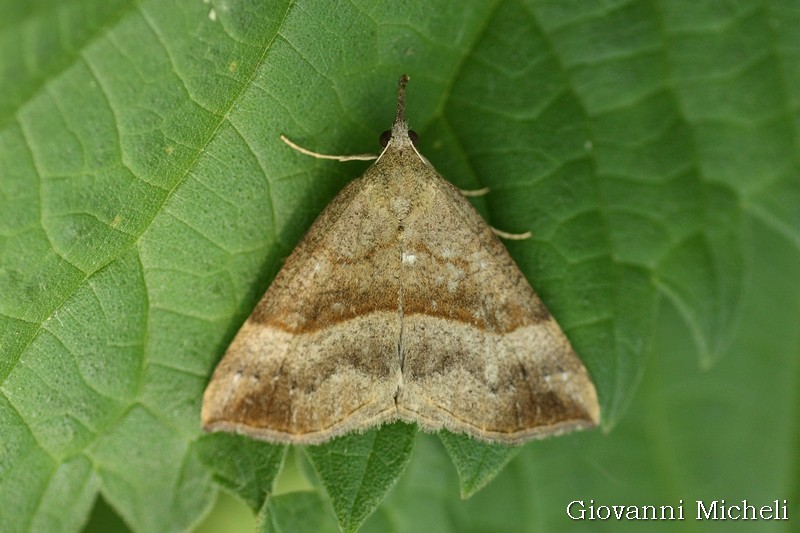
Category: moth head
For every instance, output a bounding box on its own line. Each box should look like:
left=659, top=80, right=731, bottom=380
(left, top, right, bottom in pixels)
left=380, top=129, right=418, bottom=148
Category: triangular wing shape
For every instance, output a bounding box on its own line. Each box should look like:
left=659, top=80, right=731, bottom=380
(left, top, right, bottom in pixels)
left=378, top=146, right=600, bottom=443
left=202, top=176, right=404, bottom=444
left=202, top=75, right=599, bottom=445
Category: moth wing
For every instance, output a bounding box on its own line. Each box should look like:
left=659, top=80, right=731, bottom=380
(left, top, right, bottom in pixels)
left=396, top=172, right=600, bottom=443
left=202, top=176, right=403, bottom=444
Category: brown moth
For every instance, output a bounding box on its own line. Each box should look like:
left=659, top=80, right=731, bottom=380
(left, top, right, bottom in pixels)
left=201, top=75, right=600, bottom=444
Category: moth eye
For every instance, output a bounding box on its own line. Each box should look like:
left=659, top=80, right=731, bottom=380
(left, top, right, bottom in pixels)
left=380, top=130, right=419, bottom=147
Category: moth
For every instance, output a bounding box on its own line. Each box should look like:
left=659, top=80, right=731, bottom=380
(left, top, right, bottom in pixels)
left=202, top=75, right=599, bottom=444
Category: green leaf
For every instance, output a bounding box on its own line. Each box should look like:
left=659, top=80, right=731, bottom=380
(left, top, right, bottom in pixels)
left=194, top=433, right=286, bottom=511
left=438, top=431, right=520, bottom=499
left=260, top=491, right=339, bottom=533
left=1, top=1, right=798, bottom=532
left=304, top=423, right=415, bottom=533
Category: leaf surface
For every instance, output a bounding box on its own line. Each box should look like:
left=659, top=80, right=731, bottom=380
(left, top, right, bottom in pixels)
left=0, top=1, right=797, bottom=532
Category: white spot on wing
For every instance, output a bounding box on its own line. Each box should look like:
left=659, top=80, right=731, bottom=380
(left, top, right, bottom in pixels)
left=286, top=312, right=304, bottom=328
left=446, top=262, right=463, bottom=292
left=402, top=252, right=417, bottom=265
left=484, top=360, right=498, bottom=387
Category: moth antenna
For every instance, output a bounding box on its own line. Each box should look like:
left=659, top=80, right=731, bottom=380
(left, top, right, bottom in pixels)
left=280, top=135, right=378, bottom=162
left=491, top=227, right=532, bottom=240
left=459, top=187, right=490, bottom=197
